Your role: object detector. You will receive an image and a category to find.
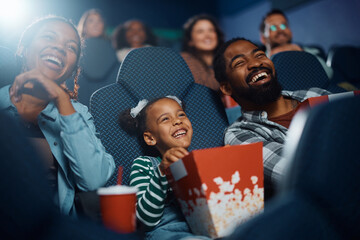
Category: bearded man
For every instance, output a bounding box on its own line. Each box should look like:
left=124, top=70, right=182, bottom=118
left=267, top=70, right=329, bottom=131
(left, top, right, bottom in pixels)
left=213, top=38, right=329, bottom=199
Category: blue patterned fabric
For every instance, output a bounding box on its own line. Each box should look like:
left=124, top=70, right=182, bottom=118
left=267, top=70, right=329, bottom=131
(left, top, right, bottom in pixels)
left=118, top=47, right=193, bottom=100
left=271, top=51, right=330, bottom=91
left=90, top=47, right=228, bottom=185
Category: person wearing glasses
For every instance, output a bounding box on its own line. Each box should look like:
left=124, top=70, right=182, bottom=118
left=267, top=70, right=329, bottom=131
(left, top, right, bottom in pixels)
left=259, top=9, right=333, bottom=79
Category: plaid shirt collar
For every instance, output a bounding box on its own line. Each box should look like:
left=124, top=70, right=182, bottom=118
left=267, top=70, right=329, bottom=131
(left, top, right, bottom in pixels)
left=240, top=88, right=330, bottom=123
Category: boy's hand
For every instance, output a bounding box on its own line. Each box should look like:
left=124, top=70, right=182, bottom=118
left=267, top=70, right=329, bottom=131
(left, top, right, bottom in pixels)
left=159, top=147, right=189, bottom=175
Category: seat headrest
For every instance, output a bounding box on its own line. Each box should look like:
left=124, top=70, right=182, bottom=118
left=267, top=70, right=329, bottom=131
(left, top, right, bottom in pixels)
left=81, top=38, right=118, bottom=81
left=117, top=47, right=194, bottom=100
left=271, top=51, right=330, bottom=91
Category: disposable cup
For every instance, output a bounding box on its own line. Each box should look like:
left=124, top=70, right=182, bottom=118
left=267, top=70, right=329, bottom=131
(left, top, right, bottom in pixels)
left=97, top=185, right=138, bottom=233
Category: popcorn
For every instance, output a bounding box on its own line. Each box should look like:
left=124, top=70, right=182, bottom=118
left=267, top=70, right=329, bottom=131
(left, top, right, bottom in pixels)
left=178, top=172, right=264, bottom=238
left=231, top=171, right=240, bottom=184
left=194, top=188, right=201, bottom=197
left=201, top=183, right=207, bottom=195
left=251, top=176, right=258, bottom=184
left=213, top=177, right=223, bottom=185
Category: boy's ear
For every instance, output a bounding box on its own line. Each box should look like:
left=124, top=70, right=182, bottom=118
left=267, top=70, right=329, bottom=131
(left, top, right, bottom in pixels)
left=220, top=82, right=233, bottom=96
left=144, top=131, right=156, bottom=146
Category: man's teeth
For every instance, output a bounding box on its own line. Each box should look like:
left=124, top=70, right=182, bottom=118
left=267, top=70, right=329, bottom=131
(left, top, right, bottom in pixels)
left=173, top=130, right=186, bottom=138
left=251, top=72, right=268, bottom=83
left=42, top=56, right=62, bottom=66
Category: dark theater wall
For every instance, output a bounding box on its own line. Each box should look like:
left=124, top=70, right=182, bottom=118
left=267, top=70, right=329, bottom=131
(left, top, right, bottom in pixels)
left=2, top=0, right=359, bottom=54
left=0, top=0, right=218, bottom=51
left=218, top=0, right=360, bottom=52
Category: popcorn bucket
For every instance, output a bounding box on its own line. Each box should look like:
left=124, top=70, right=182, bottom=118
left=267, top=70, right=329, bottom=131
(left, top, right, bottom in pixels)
left=168, top=142, right=264, bottom=238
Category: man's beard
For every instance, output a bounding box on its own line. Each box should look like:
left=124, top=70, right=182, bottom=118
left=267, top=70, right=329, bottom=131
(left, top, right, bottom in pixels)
left=232, top=68, right=282, bottom=105
left=270, top=34, right=292, bottom=49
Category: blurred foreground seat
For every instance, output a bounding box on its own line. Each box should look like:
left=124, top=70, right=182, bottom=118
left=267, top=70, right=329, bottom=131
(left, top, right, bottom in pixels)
left=0, top=111, right=140, bottom=239
left=225, top=95, right=360, bottom=240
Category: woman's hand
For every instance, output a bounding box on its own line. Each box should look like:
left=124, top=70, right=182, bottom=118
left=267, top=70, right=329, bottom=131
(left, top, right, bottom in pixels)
left=10, top=69, right=75, bottom=115
left=159, top=147, right=189, bottom=175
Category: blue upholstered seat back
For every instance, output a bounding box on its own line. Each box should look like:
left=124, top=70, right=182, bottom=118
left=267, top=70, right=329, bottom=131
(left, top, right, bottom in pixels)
left=70, top=38, right=119, bottom=107
left=271, top=51, right=330, bottom=91
left=90, top=47, right=228, bottom=185
left=81, top=38, right=118, bottom=81
left=117, top=47, right=193, bottom=99
left=90, top=84, right=141, bottom=185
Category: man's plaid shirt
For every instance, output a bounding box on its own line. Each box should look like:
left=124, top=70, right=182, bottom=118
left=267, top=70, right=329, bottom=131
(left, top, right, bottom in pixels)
left=224, top=88, right=330, bottom=191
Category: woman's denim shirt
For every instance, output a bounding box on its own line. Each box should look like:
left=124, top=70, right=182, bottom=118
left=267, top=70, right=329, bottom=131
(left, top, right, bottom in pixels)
left=0, top=85, right=115, bottom=216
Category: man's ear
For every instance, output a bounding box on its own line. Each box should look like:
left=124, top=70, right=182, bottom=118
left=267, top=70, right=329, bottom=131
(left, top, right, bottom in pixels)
left=144, top=131, right=156, bottom=146
left=220, top=82, right=233, bottom=96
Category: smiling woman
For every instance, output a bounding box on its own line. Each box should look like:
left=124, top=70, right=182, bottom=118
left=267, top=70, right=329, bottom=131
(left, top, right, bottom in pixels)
left=0, top=16, right=115, bottom=217
left=181, top=14, right=224, bottom=91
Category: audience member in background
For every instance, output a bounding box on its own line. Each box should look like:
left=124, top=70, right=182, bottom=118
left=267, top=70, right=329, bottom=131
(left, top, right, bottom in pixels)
left=181, top=14, right=224, bottom=91
left=112, top=20, right=157, bottom=62
left=181, top=14, right=241, bottom=124
left=73, top=9, right=118, bottom=107
left=0, top=16, right=115, bottom=217
left=119, top=96, right=209, bottom=240
left=259, top=9, right=333, bottom=79
left=213, top=37, right=330, bottom=199
left=77, top=9, right=107, bottom=39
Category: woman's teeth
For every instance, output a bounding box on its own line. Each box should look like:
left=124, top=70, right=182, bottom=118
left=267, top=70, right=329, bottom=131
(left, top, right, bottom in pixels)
left=42, top=55, right=63, bottom=67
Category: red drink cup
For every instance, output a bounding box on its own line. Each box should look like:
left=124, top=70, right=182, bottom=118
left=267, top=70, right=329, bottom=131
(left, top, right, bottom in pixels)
left=97, top=185, right=138, bottom=233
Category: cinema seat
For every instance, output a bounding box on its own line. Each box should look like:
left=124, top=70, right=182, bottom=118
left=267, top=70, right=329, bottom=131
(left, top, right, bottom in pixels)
left=90, top=47, right=228, bottom=185
left=271, top=51, right=345, bottom=93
